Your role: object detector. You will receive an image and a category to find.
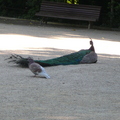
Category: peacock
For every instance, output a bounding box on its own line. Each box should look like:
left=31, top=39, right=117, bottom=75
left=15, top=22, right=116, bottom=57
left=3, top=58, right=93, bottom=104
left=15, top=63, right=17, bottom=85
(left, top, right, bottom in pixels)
left=6, top=39, right=97, bottom=67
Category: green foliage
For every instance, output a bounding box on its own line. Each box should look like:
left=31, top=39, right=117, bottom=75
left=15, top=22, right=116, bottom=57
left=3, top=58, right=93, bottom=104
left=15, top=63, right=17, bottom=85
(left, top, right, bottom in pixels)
left=108, top=1, right=120, bottom=27
left=67, top=0, right=78, bottom=4
left=113, top=2, right=120, bottom=27
left=0, top=0, right=39, bottom=19
left=24, top=0, right=40, bottom=19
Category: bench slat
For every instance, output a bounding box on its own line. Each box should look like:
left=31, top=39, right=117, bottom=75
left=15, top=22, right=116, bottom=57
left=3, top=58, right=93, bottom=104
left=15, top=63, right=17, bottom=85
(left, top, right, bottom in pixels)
left=36, top=12, right=96, bottom=21
left=41, top=1, right=100, bottom=9
left=40, top=6, right=100, bottom=17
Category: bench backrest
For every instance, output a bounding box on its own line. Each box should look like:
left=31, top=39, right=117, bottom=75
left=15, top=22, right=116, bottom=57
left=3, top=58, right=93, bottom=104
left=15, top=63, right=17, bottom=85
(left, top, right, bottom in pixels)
left=36, top=1, right=101, bottom=22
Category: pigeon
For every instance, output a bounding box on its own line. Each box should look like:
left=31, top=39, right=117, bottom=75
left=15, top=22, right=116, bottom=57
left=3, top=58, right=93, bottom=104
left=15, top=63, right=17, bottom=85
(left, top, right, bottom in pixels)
left=28, top=57, right=50, bottom=79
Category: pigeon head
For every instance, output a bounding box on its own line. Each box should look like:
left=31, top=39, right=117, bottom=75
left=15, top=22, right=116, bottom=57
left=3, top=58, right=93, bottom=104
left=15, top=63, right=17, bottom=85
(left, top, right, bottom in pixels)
left=27, top=57, right=34, bottom=65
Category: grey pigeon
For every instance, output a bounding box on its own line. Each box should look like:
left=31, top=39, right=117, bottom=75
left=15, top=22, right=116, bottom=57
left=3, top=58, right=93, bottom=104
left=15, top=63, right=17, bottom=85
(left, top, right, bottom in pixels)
left=28, top=57, right=50, bottom=79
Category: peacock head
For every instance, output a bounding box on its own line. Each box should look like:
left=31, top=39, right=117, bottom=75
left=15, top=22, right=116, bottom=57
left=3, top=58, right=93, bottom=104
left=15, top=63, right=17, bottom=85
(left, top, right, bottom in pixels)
left=89, top=38, right=93, bottom=45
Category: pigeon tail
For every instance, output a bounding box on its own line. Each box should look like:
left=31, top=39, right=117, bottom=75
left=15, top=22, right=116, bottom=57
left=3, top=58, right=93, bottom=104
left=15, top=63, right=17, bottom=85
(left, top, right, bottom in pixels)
left=38, top=71, right=50, bottom=79
left=44, top=74, right=50, bottom=79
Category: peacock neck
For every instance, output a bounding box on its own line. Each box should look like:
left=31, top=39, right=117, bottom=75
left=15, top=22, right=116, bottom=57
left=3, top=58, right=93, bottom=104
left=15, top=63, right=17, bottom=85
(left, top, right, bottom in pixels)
left=89, top=44, right=95, bottom=52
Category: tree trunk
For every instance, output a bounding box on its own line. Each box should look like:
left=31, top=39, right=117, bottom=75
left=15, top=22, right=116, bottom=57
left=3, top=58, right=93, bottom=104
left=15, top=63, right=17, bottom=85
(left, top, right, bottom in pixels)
left=110, top=0, right=114, bottom=27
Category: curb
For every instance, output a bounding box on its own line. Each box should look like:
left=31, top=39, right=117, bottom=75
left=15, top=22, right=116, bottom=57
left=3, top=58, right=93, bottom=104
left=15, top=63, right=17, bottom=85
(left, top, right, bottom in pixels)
left=0, top=16, right=40, bottom=26
left=0, top=16, right=120, bottom=31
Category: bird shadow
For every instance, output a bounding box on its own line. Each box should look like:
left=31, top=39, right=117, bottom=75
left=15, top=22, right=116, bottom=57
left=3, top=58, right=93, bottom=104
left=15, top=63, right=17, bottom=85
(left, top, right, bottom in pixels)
left=27, top=75, right=48, bottom=79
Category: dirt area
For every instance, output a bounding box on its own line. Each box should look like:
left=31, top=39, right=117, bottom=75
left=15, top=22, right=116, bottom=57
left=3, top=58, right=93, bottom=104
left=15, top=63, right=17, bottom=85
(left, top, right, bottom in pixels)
left=0, top=21, right=120, bottom=120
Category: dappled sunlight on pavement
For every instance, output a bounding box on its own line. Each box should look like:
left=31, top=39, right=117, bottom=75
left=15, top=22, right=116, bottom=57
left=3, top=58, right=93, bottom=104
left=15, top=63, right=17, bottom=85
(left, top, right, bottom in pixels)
left=0, top=23, right=120, bottom=120
left=0, top=34, right=120, bottom=56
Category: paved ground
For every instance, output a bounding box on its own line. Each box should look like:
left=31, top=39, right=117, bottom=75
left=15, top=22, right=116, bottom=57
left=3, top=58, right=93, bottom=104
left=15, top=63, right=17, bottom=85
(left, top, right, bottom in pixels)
left=0, top=21, right=120, bottom=120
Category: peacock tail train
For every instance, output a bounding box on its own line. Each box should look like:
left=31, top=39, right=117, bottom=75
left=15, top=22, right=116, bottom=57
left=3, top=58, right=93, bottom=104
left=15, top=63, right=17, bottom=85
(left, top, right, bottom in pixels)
left=35, top=49, right=92, bottom=66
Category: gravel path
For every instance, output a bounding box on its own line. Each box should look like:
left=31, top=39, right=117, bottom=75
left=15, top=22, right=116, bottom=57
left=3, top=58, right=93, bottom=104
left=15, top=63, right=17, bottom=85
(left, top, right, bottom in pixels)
left=0, top=22, right=120, bottom=120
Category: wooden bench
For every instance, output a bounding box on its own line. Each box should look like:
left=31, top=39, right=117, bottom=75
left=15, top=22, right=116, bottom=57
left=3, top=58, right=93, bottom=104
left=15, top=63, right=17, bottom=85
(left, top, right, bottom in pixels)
left=35, top=1, right=101, bottom=29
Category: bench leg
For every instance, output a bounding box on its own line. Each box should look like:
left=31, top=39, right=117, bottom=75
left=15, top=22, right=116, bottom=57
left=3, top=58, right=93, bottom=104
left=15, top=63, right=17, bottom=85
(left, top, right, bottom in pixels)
left=40, top=17, right=44, bottom=25
left=88, top=21, right=92, bottom=29
left=45, top=19, right=47, bottom=24
left=40, top=17, right=47, bottom=25
left=40, top=19, right=43, bottom=25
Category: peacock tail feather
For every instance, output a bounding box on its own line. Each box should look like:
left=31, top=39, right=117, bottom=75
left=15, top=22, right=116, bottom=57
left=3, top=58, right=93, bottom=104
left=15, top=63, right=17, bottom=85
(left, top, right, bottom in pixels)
left=35, top=50, right=91, bottom=66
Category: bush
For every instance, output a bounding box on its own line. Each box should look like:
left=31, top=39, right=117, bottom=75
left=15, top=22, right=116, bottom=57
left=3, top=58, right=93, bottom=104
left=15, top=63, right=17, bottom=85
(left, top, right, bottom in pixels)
left=0, top=0, right=40, bottom=19
left=108, top=1, right=120, bottom=27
